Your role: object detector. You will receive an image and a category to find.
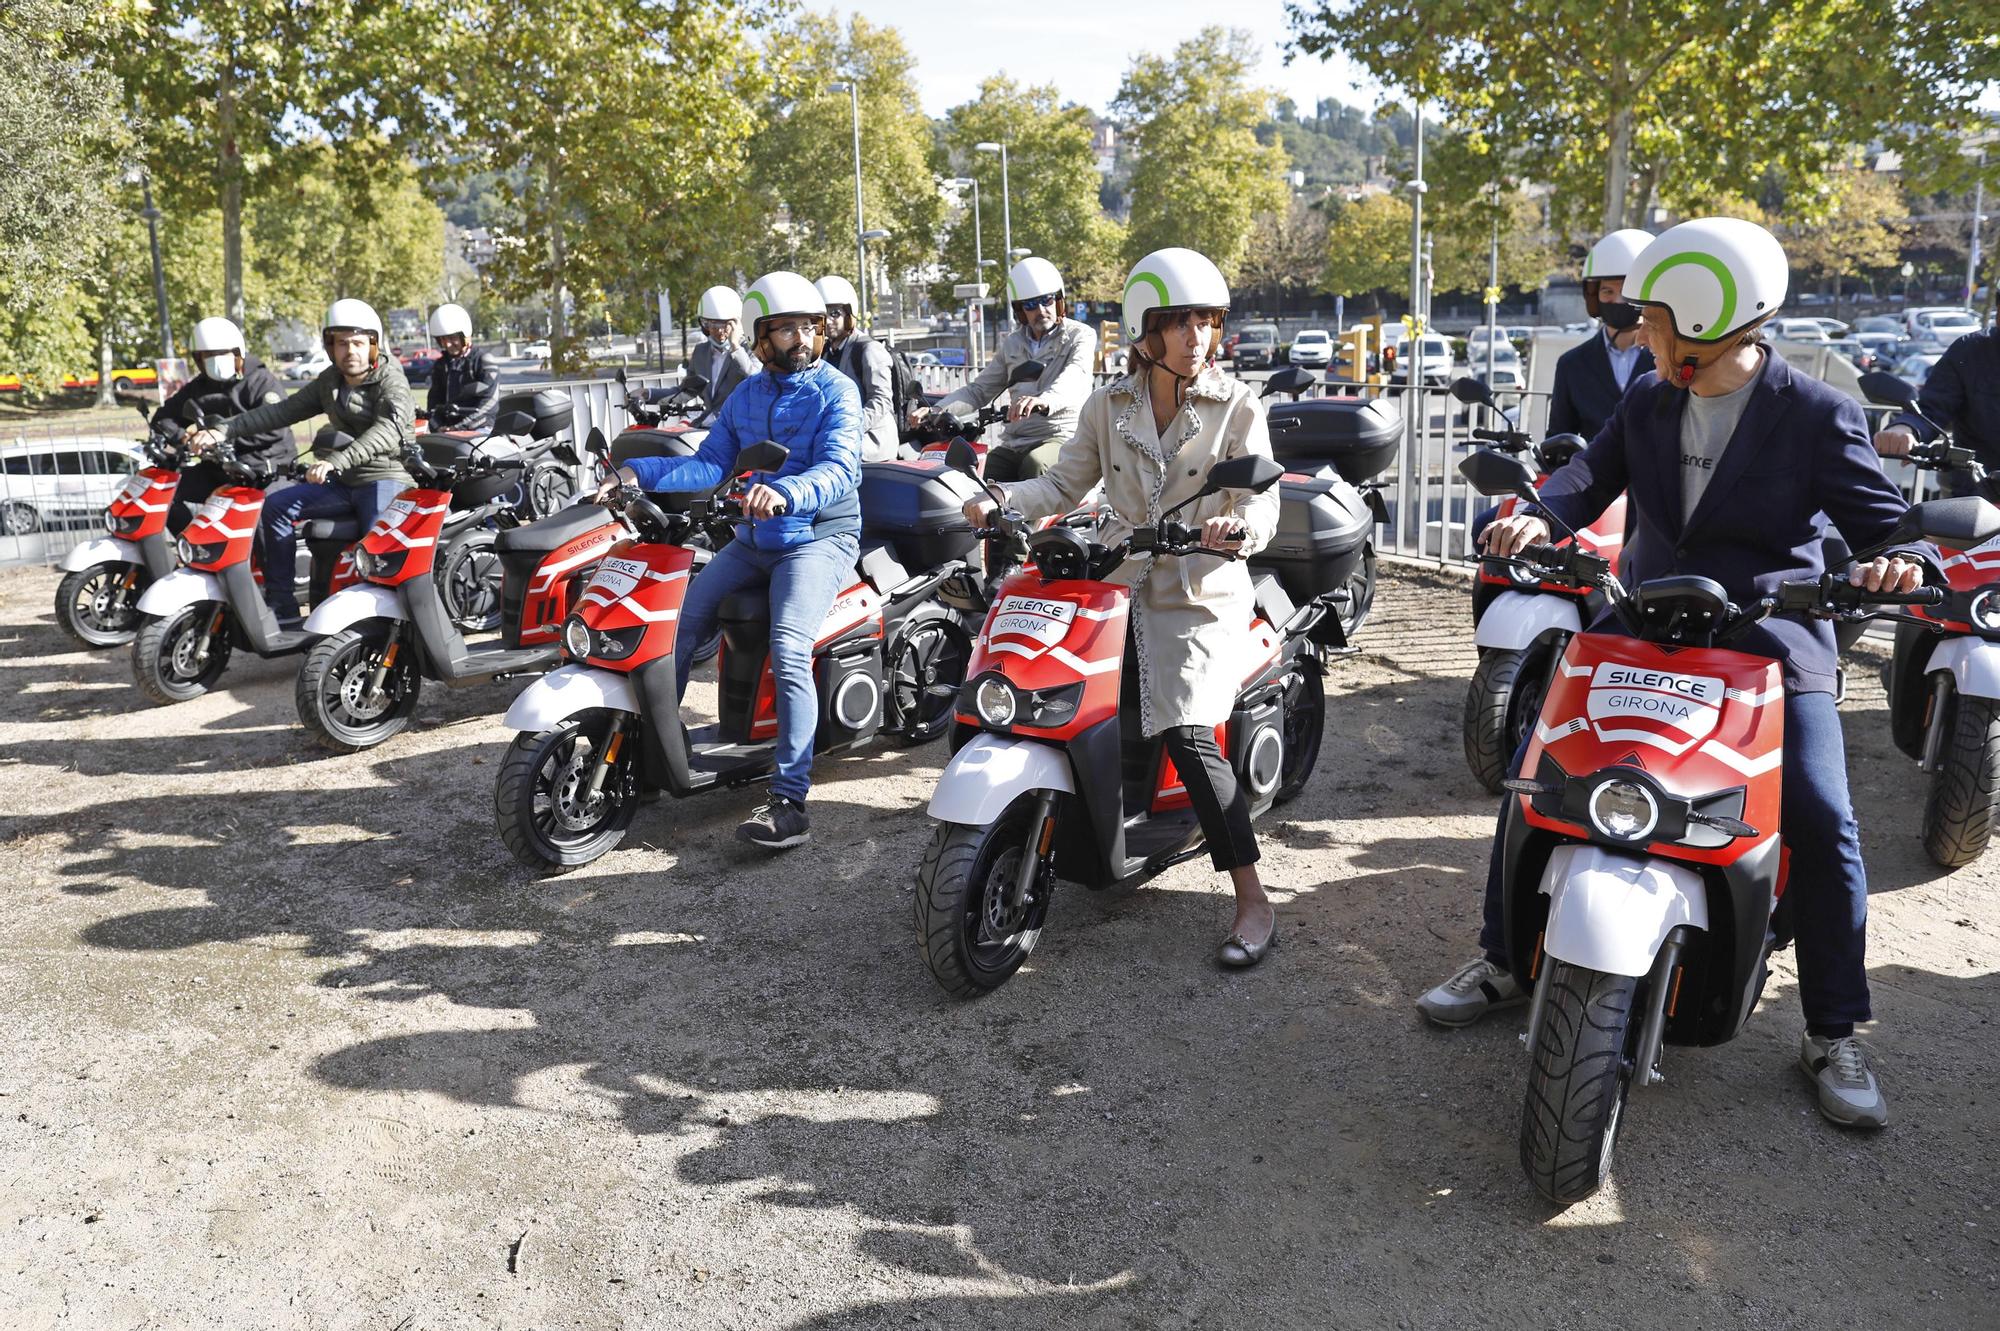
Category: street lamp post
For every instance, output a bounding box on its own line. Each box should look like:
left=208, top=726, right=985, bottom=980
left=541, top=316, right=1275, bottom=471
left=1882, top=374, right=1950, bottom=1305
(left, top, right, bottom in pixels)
left=859, top=229, right=891, bottom=332
left=975, top=141, right=1013, bottom=329
left=135, top=170, right=175, bottom=363
left=830, top=81, right=868, bottom=324
left=951, top=177, right=983, bottom=361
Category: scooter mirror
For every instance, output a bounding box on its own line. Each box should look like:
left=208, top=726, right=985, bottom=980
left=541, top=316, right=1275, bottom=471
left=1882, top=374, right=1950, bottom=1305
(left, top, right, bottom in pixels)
left=678, top=372, right=709, bottom=398
left=1450, top=376, right=1494, bottom=408
left=1007, top=360, right=1046, bottom=386
left=1260, top=367, right=1316, bottom=398
left=734, top=439, right=789, bottom=474
left=585, top=426, right=609, bottom=458
left=614, top=367, right=628, bottom=387
left=1459, top=447, right=1538, bottom=499
left=1903, top=496, right=2000, bottom=549
left=943, top=439, right=979, bottom=474
left=1202, top=454, right=1286, bottom=496
left=1858, top=370, right=1918, bottom=409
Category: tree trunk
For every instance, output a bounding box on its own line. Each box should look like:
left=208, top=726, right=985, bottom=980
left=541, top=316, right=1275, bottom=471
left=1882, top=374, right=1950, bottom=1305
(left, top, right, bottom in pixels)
left=219, top=62, right=245, bottom=328
left=544, top=151, right=567, bottom=371
left=94, top=323, right=115, bottom=408
left=1602, top=62, right=1634, bottom=234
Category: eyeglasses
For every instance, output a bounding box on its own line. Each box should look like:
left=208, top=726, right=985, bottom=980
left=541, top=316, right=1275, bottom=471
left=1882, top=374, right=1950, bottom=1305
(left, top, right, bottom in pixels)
left=1018, top=294, right=1058, bottom=310
left=764, top=319, right=821, bottom=340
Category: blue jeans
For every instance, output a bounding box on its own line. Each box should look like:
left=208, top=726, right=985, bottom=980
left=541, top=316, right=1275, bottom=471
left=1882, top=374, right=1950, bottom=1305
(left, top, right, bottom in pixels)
left=260, top=477, right=406, bottom=617
left=674, top=532, right=859, bottom=803
left=1478, top=684, right=1870, bottom=1029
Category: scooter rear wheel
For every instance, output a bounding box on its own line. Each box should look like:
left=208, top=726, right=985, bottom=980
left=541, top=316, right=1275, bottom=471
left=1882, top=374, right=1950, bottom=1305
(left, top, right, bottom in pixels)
left=1274, top=663, right=1325, bottom=805
left=915, top=797, right=1053, bottom=998
left=886, top=613, right=972, bottom=745
left=494, top=710, right=637, bottom=872
left=296, top=624, right=423, bottom=752
left=56, top=562, right=145, bottom=648
left=438, top=528, right=503, bottom=633
left=1519, top=959, right=1640, bottom=1206
left=132, top=603, right=233, bottom=704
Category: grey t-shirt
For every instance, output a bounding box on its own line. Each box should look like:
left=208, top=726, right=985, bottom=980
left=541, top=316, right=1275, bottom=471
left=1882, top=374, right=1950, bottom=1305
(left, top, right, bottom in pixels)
left=1680, top=371, right=1758, bottom=517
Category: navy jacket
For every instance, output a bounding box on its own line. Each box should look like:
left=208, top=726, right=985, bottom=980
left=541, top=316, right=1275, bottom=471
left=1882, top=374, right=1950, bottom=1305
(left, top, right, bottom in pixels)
left=625, top=357, right=861, bottom=552
left=1895, top=329, right=2000, bottom=464
left=1531, top=351, right=1925, bottom=695
left=1547, top=330, right=1653, bottom=442
left=426, top=346, right=501, bottom=432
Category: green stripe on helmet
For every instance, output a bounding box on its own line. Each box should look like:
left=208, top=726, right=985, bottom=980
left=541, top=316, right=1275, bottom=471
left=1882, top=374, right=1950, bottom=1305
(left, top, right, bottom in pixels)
left=745, top=289, right=770, bottom=319
left=1124, top=271, right=1169, bottom=307
left=1638, top=251, right=1737, bottom=340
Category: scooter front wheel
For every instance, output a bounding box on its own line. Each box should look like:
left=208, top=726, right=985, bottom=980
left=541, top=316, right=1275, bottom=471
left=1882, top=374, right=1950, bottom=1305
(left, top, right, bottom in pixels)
left=1921, top=688, right=2000, bottom=868
left=296, top=624, right=423, bottom=752
left=494, top=710, right=637, bottom=872
left=132, top=603, right=233, bottom=704
left=1519, top=958, right=1641, bottom=1206
left=915, top=797, right=1054, bottom=998
left=56, top=562, right=146, bottom=648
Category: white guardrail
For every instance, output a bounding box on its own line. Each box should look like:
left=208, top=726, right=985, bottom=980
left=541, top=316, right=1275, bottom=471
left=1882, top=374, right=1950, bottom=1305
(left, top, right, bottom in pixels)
left=0, top=364, right=1924, bottom=573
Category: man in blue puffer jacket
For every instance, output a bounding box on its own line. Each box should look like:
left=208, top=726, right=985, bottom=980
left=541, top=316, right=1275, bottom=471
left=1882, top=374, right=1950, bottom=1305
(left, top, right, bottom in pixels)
left=599, top=270, right=862, bottom=850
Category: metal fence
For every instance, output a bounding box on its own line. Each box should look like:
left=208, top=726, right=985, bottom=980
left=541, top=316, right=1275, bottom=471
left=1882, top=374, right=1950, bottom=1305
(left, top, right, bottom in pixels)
left=0, top=367, right=1929, bottom=575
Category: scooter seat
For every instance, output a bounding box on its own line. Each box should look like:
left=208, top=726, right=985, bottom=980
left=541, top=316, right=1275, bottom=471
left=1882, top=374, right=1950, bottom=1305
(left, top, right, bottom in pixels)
left=303, top=517, right=362, bottom=542
left=496, top=504, right=608, bottom=555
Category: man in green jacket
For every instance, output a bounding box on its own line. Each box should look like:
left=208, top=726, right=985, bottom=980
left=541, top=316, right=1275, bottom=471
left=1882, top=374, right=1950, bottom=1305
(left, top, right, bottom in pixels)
left=190, top=299, right=416, bottom=621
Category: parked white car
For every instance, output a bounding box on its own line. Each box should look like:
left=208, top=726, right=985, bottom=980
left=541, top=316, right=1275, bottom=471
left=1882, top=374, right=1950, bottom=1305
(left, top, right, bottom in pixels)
left=0, top=437, right=145, bottom=535
left=522, top=340, right=553, bottom=361
left=282, top=348, right=331, bottom=380
left=1906, top=307, right=1980, bottom=341
left=1288, top=328, right=1333, bottom=369
left=1772, top=318, right=1831, bottom=342
left=1894, top=352, right=1944, bottom=387
left=1808, top=317, right=1850, bottom=338
left=1393, top=332, right=1460, bottom=386
left=1480, top=364, right=1527, bottom=392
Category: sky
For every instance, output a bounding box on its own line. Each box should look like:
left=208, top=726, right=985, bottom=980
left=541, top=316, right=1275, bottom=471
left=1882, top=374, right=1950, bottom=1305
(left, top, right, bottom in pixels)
left=830, top=0, right=1389, bottom=119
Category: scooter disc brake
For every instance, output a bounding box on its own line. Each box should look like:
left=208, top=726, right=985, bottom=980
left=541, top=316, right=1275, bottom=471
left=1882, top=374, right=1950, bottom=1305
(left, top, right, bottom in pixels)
left=547, top=745, right=608, bottom=832
left=169, top=621, right=210, bottom=679
left=336, top=655, right=396, bottom=722
left=978, top=846, right=1026, bottom=941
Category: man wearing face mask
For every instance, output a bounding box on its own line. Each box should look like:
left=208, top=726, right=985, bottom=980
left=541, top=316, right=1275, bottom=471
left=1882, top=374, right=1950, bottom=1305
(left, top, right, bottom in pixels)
left=188, top=298, right=415, bottom=621
left=922, top=256, right=1097, bottom=484
left=152, top=317, right=289, bottom=529
left=1548, top=230, right=1656, bottom=441
left=686, top=285, right=760, bottom=419
left=593, top=271, right=862, bottom=852
left=816, top=274, right=898, bottom=462
left=1419, top=218, right=1935, bottom=1131
left=423, top=303, right=499, bottom=434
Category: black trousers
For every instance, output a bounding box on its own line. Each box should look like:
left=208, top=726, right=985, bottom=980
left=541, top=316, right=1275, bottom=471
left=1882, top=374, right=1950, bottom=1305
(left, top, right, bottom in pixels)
left=1160, top=725, right=1261, bottom=872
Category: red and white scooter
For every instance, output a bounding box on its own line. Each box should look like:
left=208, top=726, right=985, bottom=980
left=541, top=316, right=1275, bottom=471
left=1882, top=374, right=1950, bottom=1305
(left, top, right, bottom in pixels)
left=915, top=443, right=1325, bottom=998
left=55, top=405, right=190, bottom=647
left=492, top=441, right=978, bottom=871
left=1458, top=448, right=1987, bottom=1204
left=1452, top=378, right=1627, bottom=792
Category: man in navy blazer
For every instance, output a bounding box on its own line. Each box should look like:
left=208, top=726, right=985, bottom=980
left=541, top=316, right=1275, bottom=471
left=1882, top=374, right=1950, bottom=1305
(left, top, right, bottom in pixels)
left=1547, top=227, right=1657, bottom=441
left=1420, top=218, right=1931, bottom=1131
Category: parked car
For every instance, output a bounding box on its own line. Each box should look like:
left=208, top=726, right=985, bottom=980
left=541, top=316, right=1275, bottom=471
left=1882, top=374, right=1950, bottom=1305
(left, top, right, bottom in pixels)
left=1772, top=318, right=1831, bottom=342
left=1855, top=331, right=1902, bottom=362
left=522, top=340, right=552, bottom=361
left=905, top=350, right=942, bottom=367
left=1808, top=317, right=1850, bottom=338
left=0, top=437, right=144, bottom=535
left=282, top=348, right=331, bottom=380
left=1288, top=328, right=1334, bottom=369
left=1389, top=333, right=1459, bottom=387
left=1479, top=364, right=1527, bottom=392
left=1906, top=307, right=1980, bottom=340
left=1561, top=321, right=1594, bottom=334
left=1893, top=352, right=1944, bottom=387
left=399, top=346, right=442, bottom=384
left=1854, top=315, right=1901, bottom=336
left=1819, top=337, right=1875, bottom=370
left=1233, top=323, right=1282, bottom=370
left=1467, top=339, right=1522, bottom=367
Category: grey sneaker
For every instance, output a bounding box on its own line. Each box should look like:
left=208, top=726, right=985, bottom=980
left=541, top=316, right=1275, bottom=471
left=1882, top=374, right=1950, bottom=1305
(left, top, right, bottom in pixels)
left=1798, top=1033, right=1888, bottom=1128
left=1416, top=956, right=1526, bottom=1028
left=736, top=794, right=810, bottom=851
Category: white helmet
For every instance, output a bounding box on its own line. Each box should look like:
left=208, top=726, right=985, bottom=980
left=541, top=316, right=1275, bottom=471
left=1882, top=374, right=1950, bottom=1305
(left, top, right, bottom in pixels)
left=323, top=298, right=383, bottom=340
left=427, top=303, right=472, bottom=339
left=698, top=285, right=742, bottom=323
left=1626, top=216, right=1787, bottom=344
left=1005, top=256, right=1064, bottom=307
left=1582, top=228, right=1652, bottom=316
left=742, top=271, right=825, bottom=326
left=191, top=317, right=243, bottom=354
left=1120, top=247, right=1230, bottom=343
left=814, top=275, right=860, bottom=311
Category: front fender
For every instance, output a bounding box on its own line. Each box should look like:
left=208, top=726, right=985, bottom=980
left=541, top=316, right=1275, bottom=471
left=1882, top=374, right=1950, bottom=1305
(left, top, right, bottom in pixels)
left=135, top=569, right=222, bottom=617
left=926, top=732, right=1076, bottom=826
left=1925, top=635, right=2000, bottom=702
left=1540, top=842, right=1710, bottom=978
left=1473, top=589, right=1582, bottom=652
left=503, top=664, right=639, bottom=732
left=59, top=537, right=141, bottom=573
left=302, top=583, right=405, bottom=636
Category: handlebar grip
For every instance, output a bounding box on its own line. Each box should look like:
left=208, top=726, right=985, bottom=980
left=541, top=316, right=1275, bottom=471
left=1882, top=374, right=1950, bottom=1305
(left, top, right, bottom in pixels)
left=1872, top=585, right=1946, bottom=606
left=1519, top=542, right=1565, bottom=565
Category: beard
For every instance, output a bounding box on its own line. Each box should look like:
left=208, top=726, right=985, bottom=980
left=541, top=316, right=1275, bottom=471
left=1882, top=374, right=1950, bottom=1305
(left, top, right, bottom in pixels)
left=777, top=342, right=815, bottom=373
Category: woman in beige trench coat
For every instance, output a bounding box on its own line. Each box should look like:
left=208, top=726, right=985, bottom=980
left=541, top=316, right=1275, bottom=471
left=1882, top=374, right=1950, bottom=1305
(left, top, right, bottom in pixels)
left=963, top=247, right=1284, bottom=967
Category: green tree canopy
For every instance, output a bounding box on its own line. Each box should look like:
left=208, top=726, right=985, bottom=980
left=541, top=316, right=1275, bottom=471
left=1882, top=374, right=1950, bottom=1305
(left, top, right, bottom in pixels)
left=1321, top=191, right=1411, bottom=305
left=1113, top=26, right=1288, bottom=280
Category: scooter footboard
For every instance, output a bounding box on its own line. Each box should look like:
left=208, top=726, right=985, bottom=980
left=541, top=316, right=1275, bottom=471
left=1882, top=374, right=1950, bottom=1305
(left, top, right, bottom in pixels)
left=503, top=664, right=640, bottom=732
left=927, top=733, right=1075, bottom=826
left=1540, top=843, right=1709, bottom=978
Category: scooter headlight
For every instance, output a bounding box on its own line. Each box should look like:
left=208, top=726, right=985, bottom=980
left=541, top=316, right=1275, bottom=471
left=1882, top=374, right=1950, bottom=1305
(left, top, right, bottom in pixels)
left=1971, top=589, right=2000, bottom=633
left=1588, top=779, right=1659, bottom=843
left=175, top=535, right=197, bottom=564
left=354, top=547, right=379, bottom=579
left=973, top=675, right=1017, bottom=728
left=562, top=615, right=593, bottom=660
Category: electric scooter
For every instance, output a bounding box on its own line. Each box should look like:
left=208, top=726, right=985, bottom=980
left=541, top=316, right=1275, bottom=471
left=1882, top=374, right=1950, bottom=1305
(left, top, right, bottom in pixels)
left=915, top=443, right=1326, bottom=998
left=292, top=433, right=624, bottom=751
left=55, top=404, right=191, bottom=647
left=1458, top=446, right=1992, bottom=1204
left=492, top=441, right=979, bottom=871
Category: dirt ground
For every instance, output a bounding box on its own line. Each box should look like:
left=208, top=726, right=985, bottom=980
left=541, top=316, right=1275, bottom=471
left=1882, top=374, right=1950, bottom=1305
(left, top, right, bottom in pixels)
left=2, top=559, right=1995, bottom=1331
